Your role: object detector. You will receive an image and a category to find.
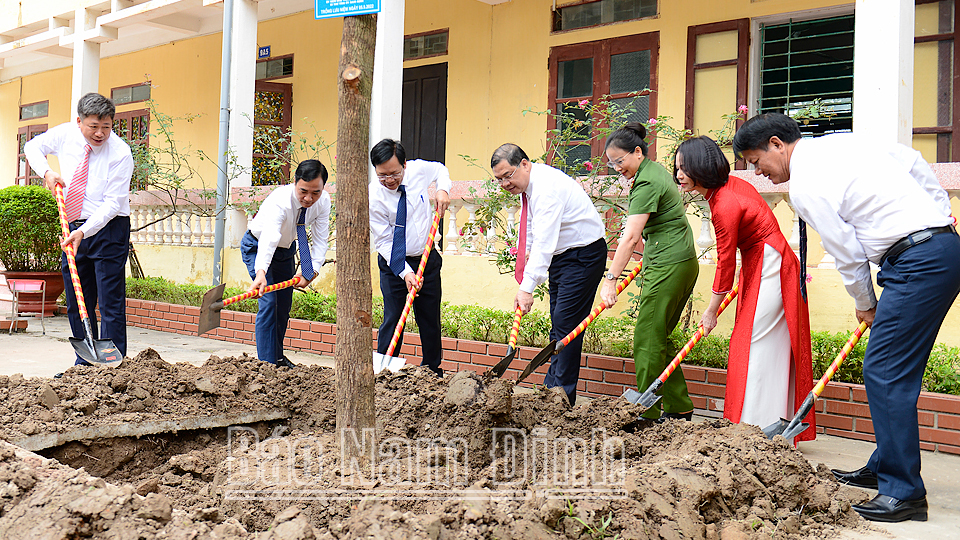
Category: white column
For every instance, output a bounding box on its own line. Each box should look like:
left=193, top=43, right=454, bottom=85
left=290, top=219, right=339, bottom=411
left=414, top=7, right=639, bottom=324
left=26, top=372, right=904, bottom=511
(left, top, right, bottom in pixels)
left=369, top=0, right=405, bottom=180
left=694, top=201, right=714, bottom=263
left=71, top=7, right=101, bottom=116
left=853, top=0, right=914, bottom=145
left=224, top=0, right=259, bottom=248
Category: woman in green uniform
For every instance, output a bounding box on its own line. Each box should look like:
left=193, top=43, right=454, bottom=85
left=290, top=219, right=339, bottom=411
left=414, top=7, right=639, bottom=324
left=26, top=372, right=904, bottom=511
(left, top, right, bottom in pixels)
left=599, top=122, right=699, bottom=422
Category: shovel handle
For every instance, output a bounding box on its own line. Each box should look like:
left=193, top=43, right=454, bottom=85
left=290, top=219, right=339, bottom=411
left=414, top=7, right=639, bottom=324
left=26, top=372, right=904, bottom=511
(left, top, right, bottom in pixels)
left=812, top=321, right=868, bottom=397
left=386, top=211, right=442, bottom=357
left=507, top=307, right=523, bottom=349
left=54, top=185, right=91, bottom=321
left=222, top=277, right=300, bottom=307
left=557, top=260, right=643, bottom=350
left=654, top=284, right=739, bottom=385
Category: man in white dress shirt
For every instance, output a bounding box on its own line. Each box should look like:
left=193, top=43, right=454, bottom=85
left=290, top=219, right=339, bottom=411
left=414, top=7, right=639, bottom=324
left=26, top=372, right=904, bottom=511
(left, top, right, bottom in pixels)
left=25, top=93, right=133, bottom=366
left=491, top=143, right=607, bottom=405
left=369, top=139, right=451, bottom=376
left=733, top=113, right=960, bottom=523
left=241, top=159, right=330, bottom=368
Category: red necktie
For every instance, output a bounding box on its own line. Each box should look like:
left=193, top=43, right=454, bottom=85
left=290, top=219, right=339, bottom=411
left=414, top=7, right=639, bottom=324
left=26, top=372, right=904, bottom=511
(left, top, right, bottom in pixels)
left=65, top=144, right=92, bottom=222
left=514, top=192, right=528, bottom=284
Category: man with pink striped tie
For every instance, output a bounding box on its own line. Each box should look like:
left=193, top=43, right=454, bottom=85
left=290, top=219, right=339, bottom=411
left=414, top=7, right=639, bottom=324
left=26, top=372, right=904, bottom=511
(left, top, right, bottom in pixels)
left=25, top=93, right=133, bottom=367
left=491, top=143, right=607, bottom=406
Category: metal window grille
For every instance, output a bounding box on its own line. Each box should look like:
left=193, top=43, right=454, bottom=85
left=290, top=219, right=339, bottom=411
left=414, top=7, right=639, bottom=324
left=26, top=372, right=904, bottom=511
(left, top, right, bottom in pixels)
left=759, top=15, right=855, bottom=136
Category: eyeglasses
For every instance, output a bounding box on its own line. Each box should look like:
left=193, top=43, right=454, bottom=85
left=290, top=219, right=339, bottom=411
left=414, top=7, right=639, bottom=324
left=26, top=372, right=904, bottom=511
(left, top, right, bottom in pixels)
left=495, top=162, right=524, bottom=185
left=376, top=169, right=404, bottom=182
left=607, top=153, right=629, bottom=170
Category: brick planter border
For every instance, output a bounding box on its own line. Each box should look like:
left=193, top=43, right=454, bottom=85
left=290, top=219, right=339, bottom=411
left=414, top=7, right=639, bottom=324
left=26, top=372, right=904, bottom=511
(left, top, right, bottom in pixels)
left=126, top=298, right=960, bottom=455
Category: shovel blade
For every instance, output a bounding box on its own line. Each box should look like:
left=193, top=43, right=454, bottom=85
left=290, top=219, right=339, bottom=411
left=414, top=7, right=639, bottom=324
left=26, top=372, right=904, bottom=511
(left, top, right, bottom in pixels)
left=780, top=421, right=811, bottom=440
left=69, top=337, right=122, bottom=368
left=372, top=352, right=406, bottom=374
left=517, top=340, right=557, bottom=383
left=637, top=390, right=663, bottom=410
left=198, top=283, right=226, bottom=335
left=621, top=388, right=642, bottom=404
left=488, top=347, right=517, bottom=379
left=762, top=418, right=809, bottom=440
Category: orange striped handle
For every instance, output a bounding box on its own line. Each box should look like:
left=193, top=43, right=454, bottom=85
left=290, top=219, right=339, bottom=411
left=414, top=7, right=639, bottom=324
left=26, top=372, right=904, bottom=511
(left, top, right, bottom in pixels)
left=223, top=277, right=301, bottom=307
left=508, top=307, right=523, bottom=349
left=54, top=185, right=90, bottom=321
left=812, top=321, right=868, bottom=397
left=558, top=261, right=643, bottom=349
left=656, top=284, right=739, bottom=384
left=386, top=211, right=442, bottom=357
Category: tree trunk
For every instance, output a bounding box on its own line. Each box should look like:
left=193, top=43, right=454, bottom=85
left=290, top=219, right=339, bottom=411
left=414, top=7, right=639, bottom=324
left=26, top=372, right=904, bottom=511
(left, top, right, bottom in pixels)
left=335, top=14, right=378, bottom=471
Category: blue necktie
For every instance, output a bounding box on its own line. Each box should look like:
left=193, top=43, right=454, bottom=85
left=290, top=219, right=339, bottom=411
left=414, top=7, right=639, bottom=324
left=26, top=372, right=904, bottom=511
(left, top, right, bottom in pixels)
left=297, top=207, right=315, bottom=280
left=390, top=185, right=407, bottom=276
left=799, top=218, right=807, bottom=302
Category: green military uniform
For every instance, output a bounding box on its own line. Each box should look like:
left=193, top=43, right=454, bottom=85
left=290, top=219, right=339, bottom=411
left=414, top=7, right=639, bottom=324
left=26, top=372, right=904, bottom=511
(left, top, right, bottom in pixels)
left=628, top=158, right=699, bottom=419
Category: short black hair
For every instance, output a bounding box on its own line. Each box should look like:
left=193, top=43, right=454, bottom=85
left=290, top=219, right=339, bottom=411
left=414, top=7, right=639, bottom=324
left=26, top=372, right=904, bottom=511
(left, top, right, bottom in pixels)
left=675, top=137, right=730, bottom=189
left=605, top=122, right=648, bottom=156
left=731, top=113, right=802, bottom=158
left=370, top=138, right=406, bottom=167
left=490, top=143, right=529, bottom=168
left=295, top=159, right=328, bottom=185
left=77, top=92, right=116, bottom=120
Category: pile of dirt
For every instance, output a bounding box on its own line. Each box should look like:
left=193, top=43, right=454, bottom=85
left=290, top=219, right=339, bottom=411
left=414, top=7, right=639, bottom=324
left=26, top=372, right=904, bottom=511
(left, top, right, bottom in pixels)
left=0, top=354, right=876, bottom=539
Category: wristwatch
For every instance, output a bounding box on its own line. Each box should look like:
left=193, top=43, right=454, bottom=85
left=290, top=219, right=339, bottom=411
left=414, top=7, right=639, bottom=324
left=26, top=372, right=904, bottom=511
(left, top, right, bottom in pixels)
left=604, top=272, right=617, bottom=281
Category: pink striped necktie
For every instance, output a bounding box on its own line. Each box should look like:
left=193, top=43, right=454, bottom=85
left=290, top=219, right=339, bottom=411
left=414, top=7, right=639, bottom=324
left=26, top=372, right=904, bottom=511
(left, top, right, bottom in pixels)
left=65, top=144, right=92, bottom=222
left=514, top=192, right=528, bottom=284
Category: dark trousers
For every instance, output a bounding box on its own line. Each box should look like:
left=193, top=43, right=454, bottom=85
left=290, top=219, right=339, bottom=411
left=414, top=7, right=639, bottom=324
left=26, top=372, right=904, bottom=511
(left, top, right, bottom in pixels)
left=543, top=238, right=607, bottom=405
left=378, top=252, right=443, bottom=375
left=63, top=216, right=130, bottom=365
left=240, top=231, right=296, bottom=364
left=864, top=231, right=960, bottom=501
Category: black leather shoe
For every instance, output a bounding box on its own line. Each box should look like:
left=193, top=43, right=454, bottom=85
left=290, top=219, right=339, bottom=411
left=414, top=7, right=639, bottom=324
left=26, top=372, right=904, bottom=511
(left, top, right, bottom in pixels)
left=655, top=411, right=693, bottom=424
left=831, top=466, right=879, bottom=489
left=276, top=356, right=296, bottom=369
left=853, top=494, right=927, bottom=523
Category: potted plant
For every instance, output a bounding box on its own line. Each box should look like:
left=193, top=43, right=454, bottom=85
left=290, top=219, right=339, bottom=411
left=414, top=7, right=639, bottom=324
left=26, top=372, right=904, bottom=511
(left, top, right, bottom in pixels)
left=0, top=185, right=65, bottom=316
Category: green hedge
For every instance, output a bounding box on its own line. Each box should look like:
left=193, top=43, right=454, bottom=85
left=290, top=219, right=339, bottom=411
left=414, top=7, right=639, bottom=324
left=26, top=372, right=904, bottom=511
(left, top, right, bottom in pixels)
left=126, top=277, right=960, bottom=396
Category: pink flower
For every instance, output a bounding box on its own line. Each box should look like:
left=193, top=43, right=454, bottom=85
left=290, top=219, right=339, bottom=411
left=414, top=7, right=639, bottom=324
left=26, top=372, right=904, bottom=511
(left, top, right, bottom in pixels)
left=578, top=99, right=589, bottom=107
left=458, top=228, right=464, bottom=236
left=583, top=161, right=594, bottom=172
left=738, top=104, right=748, bottom=113
left=479, top=226, right=486, bottom=234
left=805, top=274, right=813, bottom=284
left=509, top=247, right=518, bottom=256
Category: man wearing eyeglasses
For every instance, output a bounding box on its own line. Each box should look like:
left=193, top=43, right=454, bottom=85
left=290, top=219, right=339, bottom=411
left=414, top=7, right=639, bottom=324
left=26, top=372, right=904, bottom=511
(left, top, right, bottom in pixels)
left=491, top=143, right=606, bottom=406
left=369, top=138, right=451, bottom=376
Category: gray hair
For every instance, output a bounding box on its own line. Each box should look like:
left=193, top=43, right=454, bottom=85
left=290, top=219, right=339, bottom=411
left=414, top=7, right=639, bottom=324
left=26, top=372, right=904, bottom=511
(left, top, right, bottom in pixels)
left=77, top=92, right=116, bottom=120
left=490, top=143, right=529, bottom=169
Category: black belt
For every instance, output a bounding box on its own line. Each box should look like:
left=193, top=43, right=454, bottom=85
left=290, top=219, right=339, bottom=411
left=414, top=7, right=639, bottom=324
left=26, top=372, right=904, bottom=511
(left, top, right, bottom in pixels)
left=70, top=219, right=86, bottom=227
left=880, top=225, right=957, bottom=266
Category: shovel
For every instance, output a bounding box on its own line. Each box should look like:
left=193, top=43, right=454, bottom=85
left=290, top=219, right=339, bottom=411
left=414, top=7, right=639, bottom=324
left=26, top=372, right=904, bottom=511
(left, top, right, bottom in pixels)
left=198, top=277, right=300, bottom=335
left=517, top=261, right=644, bottom=383
left=487, top=307, right=523, bottom=378
left=53, top=185, right=122, bottom=367
left=622, top=284, right=739, bottom=409
left=762, top=321, right=868, bottom=440
left=373, top=211, right=442, bottom=374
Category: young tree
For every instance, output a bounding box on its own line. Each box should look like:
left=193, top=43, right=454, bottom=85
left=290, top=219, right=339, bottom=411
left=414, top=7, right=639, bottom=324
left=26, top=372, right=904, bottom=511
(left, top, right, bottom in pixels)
left=334, top=13, right=377, bottom=466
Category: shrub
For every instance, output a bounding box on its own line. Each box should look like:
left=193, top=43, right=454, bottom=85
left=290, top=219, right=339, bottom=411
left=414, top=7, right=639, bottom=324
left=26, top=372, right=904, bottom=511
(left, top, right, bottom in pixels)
left=0, top=185, right=63, bottom=272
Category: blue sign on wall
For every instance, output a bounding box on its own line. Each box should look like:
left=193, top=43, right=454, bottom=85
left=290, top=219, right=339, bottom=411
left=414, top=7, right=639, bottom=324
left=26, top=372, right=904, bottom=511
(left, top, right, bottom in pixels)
left=315, top=0, right=381, bottom=20
left=258, top=46, right=271, bottom=59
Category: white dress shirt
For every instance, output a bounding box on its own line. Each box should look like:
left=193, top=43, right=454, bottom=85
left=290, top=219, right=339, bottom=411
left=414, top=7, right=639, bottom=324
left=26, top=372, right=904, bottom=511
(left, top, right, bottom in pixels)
left=788, top=134, right=952, bottom=310
left=370, top=159, right=452, bottom=279
left=24, top=122, right=133, bottom=238
left=248, top=183, right=331, bottom=275
left=519, top=163, right=605, bottom=294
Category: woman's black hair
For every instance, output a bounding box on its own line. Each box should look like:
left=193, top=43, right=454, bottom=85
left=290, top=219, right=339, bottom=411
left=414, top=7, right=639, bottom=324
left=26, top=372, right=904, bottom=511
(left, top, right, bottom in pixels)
left=674, top=136, right=730, bottom=190
left=604, top=122, right=648, bottom=156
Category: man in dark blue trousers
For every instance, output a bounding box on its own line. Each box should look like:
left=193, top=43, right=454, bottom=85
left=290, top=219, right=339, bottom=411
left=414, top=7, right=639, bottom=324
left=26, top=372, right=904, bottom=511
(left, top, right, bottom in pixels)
left=733, top=113, right=960, bottom=523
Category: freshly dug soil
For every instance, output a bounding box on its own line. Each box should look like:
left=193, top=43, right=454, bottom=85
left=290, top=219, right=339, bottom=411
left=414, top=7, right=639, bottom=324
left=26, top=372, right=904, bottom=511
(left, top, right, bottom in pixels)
left=0, top=353, right=876, bottom=539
